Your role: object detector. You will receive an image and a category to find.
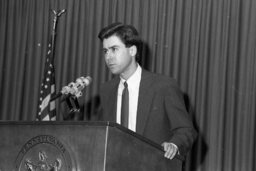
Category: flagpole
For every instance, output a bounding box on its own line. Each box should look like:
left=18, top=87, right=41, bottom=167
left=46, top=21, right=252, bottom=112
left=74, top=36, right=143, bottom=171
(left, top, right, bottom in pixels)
left=50, top=9, right=66, bottom=61
left=37, top=9, right=66, bottom=121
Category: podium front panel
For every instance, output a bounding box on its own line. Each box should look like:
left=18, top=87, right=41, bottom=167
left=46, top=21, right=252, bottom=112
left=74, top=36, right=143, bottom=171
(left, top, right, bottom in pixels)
left=0, top=122, right=107, bottom=171
left=0, top=121, right=182, bottom=171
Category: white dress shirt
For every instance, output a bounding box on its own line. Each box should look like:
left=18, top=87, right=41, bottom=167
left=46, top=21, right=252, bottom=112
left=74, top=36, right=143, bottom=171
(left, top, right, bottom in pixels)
left=116, top=65, right=142, bottom=132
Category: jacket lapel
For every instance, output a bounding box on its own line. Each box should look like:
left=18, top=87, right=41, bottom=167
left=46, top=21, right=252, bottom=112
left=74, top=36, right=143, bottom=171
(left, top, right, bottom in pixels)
left=104, top=77, right=120, bottom=122
left=136, top=70, right=154, bottom=134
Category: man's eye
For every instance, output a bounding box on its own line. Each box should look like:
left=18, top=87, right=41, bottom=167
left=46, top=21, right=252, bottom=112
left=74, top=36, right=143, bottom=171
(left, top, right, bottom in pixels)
left=112, top=47, right=118, bottom=52
left=103, top=49, right=108, bottom=54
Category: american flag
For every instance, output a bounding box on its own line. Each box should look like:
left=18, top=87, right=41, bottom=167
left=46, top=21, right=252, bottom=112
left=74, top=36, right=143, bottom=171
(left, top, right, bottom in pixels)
left=36, top=42, right=57, bottom=121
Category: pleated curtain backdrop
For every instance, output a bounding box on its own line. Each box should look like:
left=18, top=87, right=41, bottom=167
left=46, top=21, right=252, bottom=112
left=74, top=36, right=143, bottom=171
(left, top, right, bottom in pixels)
left=0, top=0, right=256, bottom=170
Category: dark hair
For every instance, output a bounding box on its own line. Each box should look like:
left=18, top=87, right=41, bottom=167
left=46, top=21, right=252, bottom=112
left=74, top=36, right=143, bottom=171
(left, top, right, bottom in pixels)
left=98, top=22, right=142, bottom=61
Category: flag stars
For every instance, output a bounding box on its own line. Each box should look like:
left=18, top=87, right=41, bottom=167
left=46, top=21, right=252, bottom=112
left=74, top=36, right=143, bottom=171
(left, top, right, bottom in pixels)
left=37, top=40, right=56, bottom=120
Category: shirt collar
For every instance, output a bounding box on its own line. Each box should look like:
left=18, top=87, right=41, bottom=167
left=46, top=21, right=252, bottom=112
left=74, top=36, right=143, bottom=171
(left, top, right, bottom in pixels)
left=120, top=64, right=142, bottom=89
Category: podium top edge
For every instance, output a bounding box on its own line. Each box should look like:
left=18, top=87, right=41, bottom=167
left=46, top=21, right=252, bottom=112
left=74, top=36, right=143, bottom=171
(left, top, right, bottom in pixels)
left=0, top=121, right=123, bottom=129
left=0, top=121, right=184, bottom=161
left=0, top=120, right=112, bottom=126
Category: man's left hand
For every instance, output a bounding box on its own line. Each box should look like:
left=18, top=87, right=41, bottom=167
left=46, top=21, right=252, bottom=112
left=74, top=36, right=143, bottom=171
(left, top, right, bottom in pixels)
left=161, top=142, right=178, bottom=160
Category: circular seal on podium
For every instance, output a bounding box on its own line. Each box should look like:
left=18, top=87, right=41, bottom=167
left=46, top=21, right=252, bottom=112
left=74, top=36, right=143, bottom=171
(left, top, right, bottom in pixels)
left=15, top=135, right=75, bottom=171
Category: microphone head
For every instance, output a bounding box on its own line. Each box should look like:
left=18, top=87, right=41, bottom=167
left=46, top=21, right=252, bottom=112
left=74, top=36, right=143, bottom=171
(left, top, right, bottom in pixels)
left=61, top=85, right=72, bottom=94
left=70, top=76, right=92, bottom=97
left=79, top=76, right=92, bottom=86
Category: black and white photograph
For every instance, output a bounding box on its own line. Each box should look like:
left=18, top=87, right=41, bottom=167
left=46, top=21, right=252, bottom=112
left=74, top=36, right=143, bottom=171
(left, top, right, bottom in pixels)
left=0, top=0, right=255, bottom=170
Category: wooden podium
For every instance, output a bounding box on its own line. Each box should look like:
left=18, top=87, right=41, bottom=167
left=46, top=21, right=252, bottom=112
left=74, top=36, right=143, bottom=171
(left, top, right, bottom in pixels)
left=0, top=121, right=183, bottom=171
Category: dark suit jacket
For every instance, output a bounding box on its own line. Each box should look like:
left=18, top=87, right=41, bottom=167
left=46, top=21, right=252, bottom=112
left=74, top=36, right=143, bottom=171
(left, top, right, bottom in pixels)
left=99, top=69, right=197, bottom=156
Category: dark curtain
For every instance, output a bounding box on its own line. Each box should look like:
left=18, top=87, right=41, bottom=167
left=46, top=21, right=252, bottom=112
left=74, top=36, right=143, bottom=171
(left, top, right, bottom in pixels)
left=0, top=0, right=255, bottom=170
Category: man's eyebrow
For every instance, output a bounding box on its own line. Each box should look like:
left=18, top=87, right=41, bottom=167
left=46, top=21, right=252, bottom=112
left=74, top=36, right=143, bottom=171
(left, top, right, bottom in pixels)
left=103, top=45, right=120, bottom=50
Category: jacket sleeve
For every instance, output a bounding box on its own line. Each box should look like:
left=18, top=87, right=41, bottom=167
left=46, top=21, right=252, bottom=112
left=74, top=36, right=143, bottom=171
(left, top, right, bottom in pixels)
left=164, top=80, right=197, bottom=156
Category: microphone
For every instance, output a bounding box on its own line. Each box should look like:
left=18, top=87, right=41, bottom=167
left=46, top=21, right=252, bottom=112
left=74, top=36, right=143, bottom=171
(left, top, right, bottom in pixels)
left=50, top=76, right=92, bottom=101
left=68, top=76, right=92, bottom=97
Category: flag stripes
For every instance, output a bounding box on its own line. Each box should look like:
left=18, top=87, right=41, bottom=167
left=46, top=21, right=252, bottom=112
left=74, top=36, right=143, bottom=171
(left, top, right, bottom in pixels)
left=37, top=43, right=57, bottom=121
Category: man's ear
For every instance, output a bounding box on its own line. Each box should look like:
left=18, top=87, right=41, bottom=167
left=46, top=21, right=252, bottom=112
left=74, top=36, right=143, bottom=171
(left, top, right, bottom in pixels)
left=129, top=45, right=137, bottom=57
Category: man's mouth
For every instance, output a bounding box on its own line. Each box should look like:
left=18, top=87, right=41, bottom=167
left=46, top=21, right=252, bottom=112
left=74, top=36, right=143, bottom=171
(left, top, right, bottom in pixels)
left=108, top=63, right=115, bottom=67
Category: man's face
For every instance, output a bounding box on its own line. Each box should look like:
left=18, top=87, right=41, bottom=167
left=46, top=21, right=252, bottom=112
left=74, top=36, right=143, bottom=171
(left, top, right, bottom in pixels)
left=102, top=35, right=136, bottom=78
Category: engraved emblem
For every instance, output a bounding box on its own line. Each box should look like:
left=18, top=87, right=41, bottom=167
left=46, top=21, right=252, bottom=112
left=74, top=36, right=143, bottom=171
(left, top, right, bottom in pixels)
left=15, top=135, right=74, bottom=171
left=24, top=151, right=61, bottom=171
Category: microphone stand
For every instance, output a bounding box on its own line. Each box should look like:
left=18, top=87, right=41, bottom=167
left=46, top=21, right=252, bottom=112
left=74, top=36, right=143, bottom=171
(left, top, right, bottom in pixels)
left=64, top=95, right=81, bottom=120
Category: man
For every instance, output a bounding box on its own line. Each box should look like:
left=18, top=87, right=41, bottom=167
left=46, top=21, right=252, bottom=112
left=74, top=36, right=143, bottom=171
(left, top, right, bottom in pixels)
left=98, top=22, right=197, bottom=160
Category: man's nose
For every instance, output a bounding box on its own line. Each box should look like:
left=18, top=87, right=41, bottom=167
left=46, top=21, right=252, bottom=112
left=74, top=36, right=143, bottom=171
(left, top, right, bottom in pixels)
left=105, top=50, right=113, bottom=59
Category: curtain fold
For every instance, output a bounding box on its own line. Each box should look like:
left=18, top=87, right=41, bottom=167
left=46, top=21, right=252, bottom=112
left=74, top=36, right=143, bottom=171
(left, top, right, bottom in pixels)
left=0, top=0, right=255, bottom=170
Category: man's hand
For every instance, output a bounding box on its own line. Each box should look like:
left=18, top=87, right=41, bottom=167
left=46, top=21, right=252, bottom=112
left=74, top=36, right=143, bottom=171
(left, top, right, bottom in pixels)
left=161, top=142, right=178, bottom=160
